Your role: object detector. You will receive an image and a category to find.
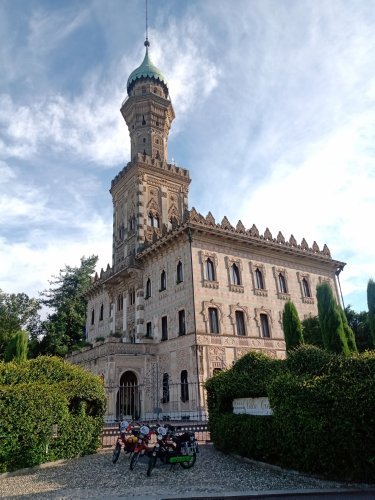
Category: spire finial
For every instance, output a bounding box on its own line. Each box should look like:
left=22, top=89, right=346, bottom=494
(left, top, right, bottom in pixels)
left=144, top=0, right=150, bottom=47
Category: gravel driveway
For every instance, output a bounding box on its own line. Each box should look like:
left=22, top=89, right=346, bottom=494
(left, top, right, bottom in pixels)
left=0, top=445, right=361, bottom=499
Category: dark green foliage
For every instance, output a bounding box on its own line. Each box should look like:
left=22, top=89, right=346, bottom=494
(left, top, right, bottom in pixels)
left=0, top=357, right=105, bottom=472
left=38, top=256, right=98, bottom=356
left=0, top=291, right=41, bottom=360
left=302, top=316, right=323, bottom=348
left=345, top=305, right=373, bottom=352
left=282, top=301, right=303, bottom=352
left=368, top=279, right=375, bottom=346
left=4, top=330, right=28, bottom=362
left=206, top=351, right=285, bottom=414
left=286, top=344, right=334, bottom=376
left=206, top=348, right=375, bottom=482
left=339, top=308, right=357, bottom=353
left=208, top=413, right=279, bottom=463
left=316, top=282, right=350, bottom=356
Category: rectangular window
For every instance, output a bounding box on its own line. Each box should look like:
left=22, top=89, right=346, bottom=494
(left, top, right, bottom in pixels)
left=260, top=314, right=270, bottom=338
left=161, top=316, right=168, bottom=341
left=178, top=310, right=186, bottom=336
left=235, top=310, right=246, bottom=336
left=146, top=321, right=152, bottom=338
left=208, top=307, right=219, bottom=334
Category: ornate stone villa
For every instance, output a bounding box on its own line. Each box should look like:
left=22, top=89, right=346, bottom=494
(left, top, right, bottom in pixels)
left=67, top=38, right=345, bottom=422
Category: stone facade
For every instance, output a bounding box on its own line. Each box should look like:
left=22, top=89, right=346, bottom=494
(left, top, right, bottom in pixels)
left=66, top=41, right=345, bottom=422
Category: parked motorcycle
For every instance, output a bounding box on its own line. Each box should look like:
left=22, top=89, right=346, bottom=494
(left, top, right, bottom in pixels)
left=129, top=424, right=154, bottom=470
left=147, top=425, right=198, bottom=476
left=112, top=421, right=139, bottom=464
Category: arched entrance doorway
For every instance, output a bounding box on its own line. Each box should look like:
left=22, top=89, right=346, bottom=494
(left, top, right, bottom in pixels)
left=116, top=371, right=140, bottom=420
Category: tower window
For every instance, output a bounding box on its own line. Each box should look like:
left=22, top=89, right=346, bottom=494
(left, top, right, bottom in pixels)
left=176, top=261, right=183, bottom=283
left=178, top=309, right=186, bottom=336
left=208, top=307, right=219, bottom=334
left=255, top=268, right=264, bottom=289
left=117, top=294, right=123, bottom=311
left=143, top=138, right=146, bottom=143
left=146, top=279, right=151, bottom=299
left=91, top=309, right=95, bottom=325
left=302, top=278, right=311, bottom=297
left=235, top=310, right=246, bottom=336
left=206, top=258, right=215, bottom=281
left=180, top=370, right=189, bottom=402
left=160, top=270, right=166, bottom=291
left=231, top=263, right=241, bottom=285
left=161, top=316, right=168, bottom=341
left=260, top=314, right=271, bottom=338
left=99, top=304, right=104, bottom=321
left=146, top=321, right=152, bottom=338
left=129, top=288, right=136, bottom=305
left=162, top=373, right=169, bottom=403
left=278, top=273, right=287, bottom=293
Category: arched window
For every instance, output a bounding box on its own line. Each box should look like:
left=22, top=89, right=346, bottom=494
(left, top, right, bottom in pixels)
left=208, top=307, right=219, bottom=334
left=154, top=215, right=159, bottom=228
left=235, top=310, right=246, bottom=336
left=178, top=309, right=186, bottom=336
left=176, top=261, right=183, bottom=283
left=302, top=278, right=311, bottom=297
left=91, top=309, right=95, bottom=325
left=255, top=268, right=264, bottom=289
left=260, top=313, right=271, bottom=338
left=206, top=258, right=215, bottom=281
left=232, top=263, right=241, bottom=285
left=145, top=278, right=151, bottom=299
left=148, top=212, right=153, bottom=226
left=160, top=270, right=166, bottom=291
left=180, top=370, right=189, bottom=402
left=129, top=288, right=135, bottom=305
left=99, top=304, right=104, bottom=321
left=161, top=316, right=168, bottom=341
left=117, top=294, right=123, bottom=311
left=162, top=373, right=169, bottom=403
left=278, top=273, right=287, bottom=293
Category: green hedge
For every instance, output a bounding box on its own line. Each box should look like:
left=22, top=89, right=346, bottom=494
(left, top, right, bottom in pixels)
left=0, top=357, right=106, bottom=472
left=206, top=346, right=375, bottom=482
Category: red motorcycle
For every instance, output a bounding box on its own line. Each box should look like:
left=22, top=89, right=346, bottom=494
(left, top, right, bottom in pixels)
left=112, top=421, right=139, bottom=464
left=129, top=425, right=154, bottom=470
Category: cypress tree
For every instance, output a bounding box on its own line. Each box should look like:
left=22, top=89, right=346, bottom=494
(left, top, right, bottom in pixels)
left=339, top=308, right=357, bottom=353
left=4, top=330, right=28, bottom=362
left=282, top=300, right=304, bottom=352
left=316, top=282, right=350, bottom=356
left=367, top=279, right=375, bottom=346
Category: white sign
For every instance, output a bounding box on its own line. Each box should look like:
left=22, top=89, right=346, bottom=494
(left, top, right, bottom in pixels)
left=233, top=397, right=273, bottom=416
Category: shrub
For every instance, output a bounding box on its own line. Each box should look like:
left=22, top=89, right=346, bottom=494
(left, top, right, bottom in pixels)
left=0, top=357, right=105, bottom=472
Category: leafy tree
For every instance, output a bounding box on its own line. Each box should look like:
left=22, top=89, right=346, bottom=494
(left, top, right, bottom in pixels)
left=302, top=316, right=323, bottom=348
left=39, top=256, right=98, bottom=356
left=368, top=279, right=375, bottom=346
left=4, top=330, right=28, bottom=362
left=0, top=291, right=41, bottom=359
left=282, top=301, right=304, bottom=352
left=345, top=305, right=373, bottom=352
left=316, top=282, right=350, bottom=356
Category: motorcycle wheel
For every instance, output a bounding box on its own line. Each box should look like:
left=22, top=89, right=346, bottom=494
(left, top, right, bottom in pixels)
left=147, top=454, right=157, bottom=477
left=112, top=444, right=121, bottom=464
left=129, top=451, right=140, bottom=470
left=180, top=452, right=197, bottom=469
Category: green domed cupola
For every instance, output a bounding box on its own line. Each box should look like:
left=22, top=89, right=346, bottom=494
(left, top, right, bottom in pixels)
left=127, top=41, right=169, bottom=97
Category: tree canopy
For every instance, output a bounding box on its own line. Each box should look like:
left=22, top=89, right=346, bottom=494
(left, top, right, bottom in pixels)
left=38, top=255, right=98, bottom=356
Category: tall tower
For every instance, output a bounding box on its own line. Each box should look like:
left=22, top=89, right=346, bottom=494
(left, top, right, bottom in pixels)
left=110, top=39, right=190, bottom=272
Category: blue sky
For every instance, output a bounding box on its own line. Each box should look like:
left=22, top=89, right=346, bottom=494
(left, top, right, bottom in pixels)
left=1, top=0, right=374, bottom=312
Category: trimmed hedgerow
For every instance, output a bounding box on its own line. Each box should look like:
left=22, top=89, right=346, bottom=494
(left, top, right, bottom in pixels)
left=206, top=347, right=375, bottom=482
left=0, top=357, right=105, bottom=472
